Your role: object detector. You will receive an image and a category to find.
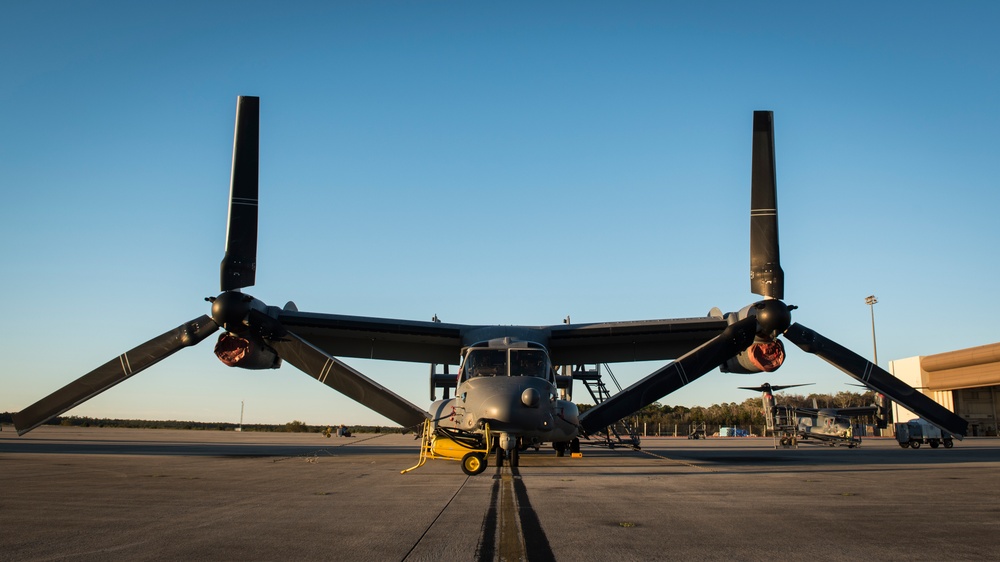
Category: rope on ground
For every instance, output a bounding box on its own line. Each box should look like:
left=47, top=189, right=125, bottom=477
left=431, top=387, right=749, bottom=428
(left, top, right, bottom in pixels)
left=400, top=474, right=472, bottom=562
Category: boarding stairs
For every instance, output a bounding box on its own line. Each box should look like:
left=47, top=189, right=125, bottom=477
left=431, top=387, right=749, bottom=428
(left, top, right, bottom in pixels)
left=573, top=364, right=641, bottom=449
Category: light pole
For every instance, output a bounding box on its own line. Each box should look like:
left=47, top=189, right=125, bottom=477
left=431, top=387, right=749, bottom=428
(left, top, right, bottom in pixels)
left=865, top=295, right=878, bottom=365
left=865, top=295, right=889, bottom=435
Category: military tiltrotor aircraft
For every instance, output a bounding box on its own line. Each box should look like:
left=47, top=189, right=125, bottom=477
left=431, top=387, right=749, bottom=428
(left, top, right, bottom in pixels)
left=741, top=383, right=888, bottom=448
left=13, top=97, right=969, bottom=475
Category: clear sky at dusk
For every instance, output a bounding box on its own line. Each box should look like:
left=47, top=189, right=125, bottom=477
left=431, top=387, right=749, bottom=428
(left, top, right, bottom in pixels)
left=2, top=2, right=998, bottom=426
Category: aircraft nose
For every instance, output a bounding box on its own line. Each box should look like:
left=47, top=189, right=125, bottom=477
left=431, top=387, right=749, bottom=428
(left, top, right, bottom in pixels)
left=461, top=378, right=551, bottom=431
left=480, top=392, right=519, bottom=420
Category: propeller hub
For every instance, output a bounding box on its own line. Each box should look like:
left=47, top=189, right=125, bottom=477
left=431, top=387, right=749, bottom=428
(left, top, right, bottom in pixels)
left=211, top=291, right=257, bottom=332
left=751, top=299, right=792, bottom=340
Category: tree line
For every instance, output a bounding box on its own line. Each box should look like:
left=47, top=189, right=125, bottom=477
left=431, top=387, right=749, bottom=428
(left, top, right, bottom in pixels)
left=0, top=390, right=878, bottom=435
left=0, top=413, right=406, bottom=434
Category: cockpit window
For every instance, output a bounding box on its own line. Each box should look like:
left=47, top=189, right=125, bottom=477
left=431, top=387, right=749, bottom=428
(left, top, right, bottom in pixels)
left=511, top=349, right=548, bottom=378
left=463, top=349, right=507, bottom=379
left=460, top=346, right=553, bottom=381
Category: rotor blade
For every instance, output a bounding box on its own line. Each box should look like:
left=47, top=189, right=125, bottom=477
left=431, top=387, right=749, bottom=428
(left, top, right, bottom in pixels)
left=579, top=317, right=758, bottom=435
left=13, top=316, right=219, bottom=435
left=784, top=323, right=968, bottom=438
left=750, top=110, right=783, bottom=299
left=738, top=382, right=813, bottom=393
left=220, top=95, right=260, bottom=291
left=269, top=330, right=429, bottom=429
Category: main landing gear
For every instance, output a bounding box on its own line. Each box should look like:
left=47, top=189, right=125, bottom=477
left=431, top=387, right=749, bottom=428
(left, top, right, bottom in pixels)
left=553, top=438, right=581, bottom=457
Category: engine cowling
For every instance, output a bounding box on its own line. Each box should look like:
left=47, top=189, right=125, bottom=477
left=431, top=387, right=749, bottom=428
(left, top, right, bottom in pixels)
left=214, top=333, right=281, bottom=369
left=720, top=339, right=786, bottom=374
left=718, top=300, right=791, bottom=374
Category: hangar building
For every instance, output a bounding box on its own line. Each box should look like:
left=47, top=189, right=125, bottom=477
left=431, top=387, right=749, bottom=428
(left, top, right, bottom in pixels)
left=889, top=341, right=1000, bottom=437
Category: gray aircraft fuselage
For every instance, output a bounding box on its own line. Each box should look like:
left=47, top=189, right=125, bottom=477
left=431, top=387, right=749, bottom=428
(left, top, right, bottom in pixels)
left=429, top=338, right=579, bottom=452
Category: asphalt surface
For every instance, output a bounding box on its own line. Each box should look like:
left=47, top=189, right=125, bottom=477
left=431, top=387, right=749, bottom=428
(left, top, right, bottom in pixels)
left=2, top=427, right=999, bottom=561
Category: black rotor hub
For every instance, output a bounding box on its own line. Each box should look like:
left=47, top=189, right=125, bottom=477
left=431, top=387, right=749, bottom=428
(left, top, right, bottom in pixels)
left=210, top=291, right=257, bottom=333
left=751, top=299, right=794, bottom=340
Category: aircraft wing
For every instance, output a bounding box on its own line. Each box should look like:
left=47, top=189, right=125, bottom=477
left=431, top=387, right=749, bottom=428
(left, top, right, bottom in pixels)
left=277, top=311, right=729, bottom=367
left=547, top=317, right=729, bottom=365
left=277, top=310, right=467, bottom=364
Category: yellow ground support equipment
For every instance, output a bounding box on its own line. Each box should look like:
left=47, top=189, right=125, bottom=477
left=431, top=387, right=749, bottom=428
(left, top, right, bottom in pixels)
left=402, top=420, right=492, bottom=475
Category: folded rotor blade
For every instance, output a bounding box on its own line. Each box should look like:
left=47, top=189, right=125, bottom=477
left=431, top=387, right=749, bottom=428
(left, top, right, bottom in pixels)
left=269, top=330, right=429, bottom=429
left=579, top=317, right=758, bottom=435
left=750, top=110, right=783, bottom=299
left=13, top=316, right=219, bottom=435
left=220, top=95, right=260, bottom=291
left=784, top=323, right=968, bottom=438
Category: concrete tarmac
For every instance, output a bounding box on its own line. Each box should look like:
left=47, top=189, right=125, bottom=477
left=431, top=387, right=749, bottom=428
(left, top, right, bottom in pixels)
left=2, top=426, right=999, bottom=561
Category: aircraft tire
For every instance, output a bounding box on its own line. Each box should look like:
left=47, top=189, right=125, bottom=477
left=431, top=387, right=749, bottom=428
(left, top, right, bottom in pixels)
left=511, top=447, right=519, bottom=467
left=461, top=453, right=487, bottom=476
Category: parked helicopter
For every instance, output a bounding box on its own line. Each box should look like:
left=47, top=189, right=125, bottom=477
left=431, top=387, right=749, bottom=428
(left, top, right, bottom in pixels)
left=740, top=383, right=888, bottom=447
left=13, top=98, right=969, bottom=475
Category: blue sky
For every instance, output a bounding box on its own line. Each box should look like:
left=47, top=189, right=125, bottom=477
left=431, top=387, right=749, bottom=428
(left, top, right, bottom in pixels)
left=2, top=2, right=998, bottom=426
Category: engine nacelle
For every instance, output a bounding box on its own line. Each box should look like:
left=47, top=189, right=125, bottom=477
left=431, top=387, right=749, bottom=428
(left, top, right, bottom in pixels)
left=214, top=333, right=281, bottom=369
left=720, top=339, right=786, bottom=374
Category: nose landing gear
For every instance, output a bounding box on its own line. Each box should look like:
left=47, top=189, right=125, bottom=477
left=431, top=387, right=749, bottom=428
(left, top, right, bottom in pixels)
left=496, top=432, right=521, bottom=467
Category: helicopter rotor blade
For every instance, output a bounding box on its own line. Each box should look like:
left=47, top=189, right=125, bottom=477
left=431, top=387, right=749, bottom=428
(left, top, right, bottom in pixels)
left=579, top=317, right=758, bottom=436
left=220, top=95, right=260, bottom=292
left=750, top=110, right=783, bottom=299
left=738, top=382, right=814, bottom=393
left=13, top=316, right=219, bottom=435
left=784, top=322, right=968, bottom=438
left=268, top=330, right=429, bottom=429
